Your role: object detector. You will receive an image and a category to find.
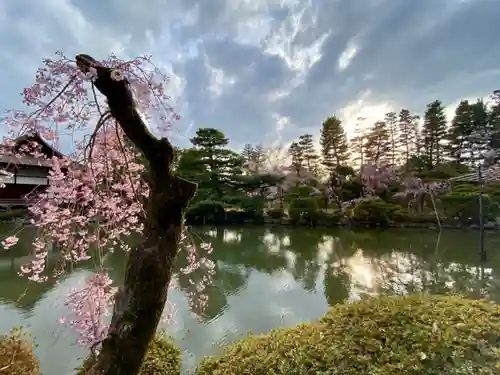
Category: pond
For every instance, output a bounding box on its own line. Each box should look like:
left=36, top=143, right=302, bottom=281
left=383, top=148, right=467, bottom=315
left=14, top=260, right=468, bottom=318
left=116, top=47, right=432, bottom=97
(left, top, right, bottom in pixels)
left=0, top=225, right=499, bottom=374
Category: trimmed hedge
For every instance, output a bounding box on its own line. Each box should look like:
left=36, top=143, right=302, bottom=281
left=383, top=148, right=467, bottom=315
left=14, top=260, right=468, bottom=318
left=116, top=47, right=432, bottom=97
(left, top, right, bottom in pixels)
left=76, top=331, right=181, bottom=375
left=195, top=295, right=500, bottom=375
left=4, top=296, right=500, bottom=374
left=0, top=328, right=40, bottom=375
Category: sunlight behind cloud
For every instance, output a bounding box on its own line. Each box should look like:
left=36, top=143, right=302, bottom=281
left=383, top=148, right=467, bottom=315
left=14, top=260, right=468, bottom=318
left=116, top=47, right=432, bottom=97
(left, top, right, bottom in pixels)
left=337, top=42, right=358, bottom=72
left=341, top=91, right=393, bottom=136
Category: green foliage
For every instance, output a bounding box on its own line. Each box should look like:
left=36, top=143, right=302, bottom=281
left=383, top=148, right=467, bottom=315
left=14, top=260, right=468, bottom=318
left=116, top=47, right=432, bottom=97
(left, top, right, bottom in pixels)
left=177, top=128, right=245, bottom=203
left=320, top=116, right=349, bottom=168
left=266, top=208, right=284, bottom=219
left=422, top=100, right=448, bottom=169
left=441, top=191, right=500, bottom=222
left=138, top=332, right=181, bottom=375
left=174, top=89, right=500, bottom=228
left=186, top=200, right=226, bottom=224
left=417, top=162, right=470, bottom=181
left=0, top=327, right=40, bottom=375
left=77, top=332, right=181, bottom=375
left=284, top=185, right=316, bottom=203
left=365, top=120, right=391, bottom=165
left=288, top=197, right=319, bottom=225
left=316, top=209, right=342, bottom=226
left=351, top=198, right=400, bottom=226
left=195, top=295, right=500, bottom=375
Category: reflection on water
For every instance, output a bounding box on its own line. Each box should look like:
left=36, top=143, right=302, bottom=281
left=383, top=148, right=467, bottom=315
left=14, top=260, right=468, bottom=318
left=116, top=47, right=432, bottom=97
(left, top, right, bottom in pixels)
left=0, top=226, right=499, bottom=374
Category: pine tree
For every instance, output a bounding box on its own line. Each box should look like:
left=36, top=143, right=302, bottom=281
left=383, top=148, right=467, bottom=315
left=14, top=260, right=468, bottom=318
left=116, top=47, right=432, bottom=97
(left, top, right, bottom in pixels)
left=470, top=99, right=489, bottom=164
left=288, top=141, right=304, bottom=176
left=398, top=109, right=413, bottom=166
left=242, top=144, right=254, bottom=163
left=384, top=111, right=398, bottom=166
left=422, top=100, right=447, bottom=168
left=410, top=114, right=421, bottom=156
left=447, top=100, right=473, bottom=164
left=365, top=121, right=391, bottom=165
left=241, top=144, right=266, bottom=173
left=187, top=128, right=244, bottom=198
left=319, top=116, right=349, bottom=169
left=298, top=134, right=320, bottom=175
left=252, top=144, right=266, bottom=172
left=351, top=118, right=367, bottom=169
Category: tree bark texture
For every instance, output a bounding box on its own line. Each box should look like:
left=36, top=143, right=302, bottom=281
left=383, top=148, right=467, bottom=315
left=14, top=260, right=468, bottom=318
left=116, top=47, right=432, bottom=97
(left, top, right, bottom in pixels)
left=76, top=54, right=197, bottom=375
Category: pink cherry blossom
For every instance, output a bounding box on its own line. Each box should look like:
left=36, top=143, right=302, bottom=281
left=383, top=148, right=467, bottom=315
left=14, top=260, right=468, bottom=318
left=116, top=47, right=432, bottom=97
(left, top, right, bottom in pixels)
left=0, top=51, right=216, bottom=349
left=1, top=236, right=19, bottom=250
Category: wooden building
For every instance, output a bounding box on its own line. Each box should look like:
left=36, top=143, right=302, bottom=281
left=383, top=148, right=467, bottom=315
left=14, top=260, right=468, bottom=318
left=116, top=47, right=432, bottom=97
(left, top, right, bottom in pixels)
left=0, top=133, right=62, bottom=209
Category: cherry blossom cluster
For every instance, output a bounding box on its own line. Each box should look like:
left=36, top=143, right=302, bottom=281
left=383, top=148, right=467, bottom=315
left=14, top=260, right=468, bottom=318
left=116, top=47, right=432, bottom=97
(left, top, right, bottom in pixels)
left=360, top=163, right=396, bottom=195
left=179, top=238, right=215, bottom=315
left=0, top=51, right=215, bottom=348
left=59, top=271, right=117, bottom=348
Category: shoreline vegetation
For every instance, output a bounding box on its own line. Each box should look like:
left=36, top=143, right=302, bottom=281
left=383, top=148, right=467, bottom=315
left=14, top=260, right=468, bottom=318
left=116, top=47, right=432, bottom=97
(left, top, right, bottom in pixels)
left=3, top=295, right=500, bottom=375
left=1, top=207, right=498, bottom=231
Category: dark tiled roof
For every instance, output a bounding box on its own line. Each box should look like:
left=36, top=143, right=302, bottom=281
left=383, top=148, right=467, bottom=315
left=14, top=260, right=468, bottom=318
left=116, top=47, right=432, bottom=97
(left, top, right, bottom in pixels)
left=0, top=132, right=62, bottom=168
left=0, top=154, right=53, bottom=167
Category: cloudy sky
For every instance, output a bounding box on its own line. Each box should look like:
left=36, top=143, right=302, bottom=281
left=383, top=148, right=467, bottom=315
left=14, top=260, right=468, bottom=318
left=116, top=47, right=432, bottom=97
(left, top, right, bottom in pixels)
left=1, top=0, right=500, bottom=151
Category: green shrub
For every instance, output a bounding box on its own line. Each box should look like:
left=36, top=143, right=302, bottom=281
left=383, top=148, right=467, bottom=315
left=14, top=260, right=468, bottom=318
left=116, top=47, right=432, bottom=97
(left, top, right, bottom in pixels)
left=0, top=327, right=40, bottom=375
left=289, top=197, right=319, bottom=225
left=195, top=295, right=500, bottom=375
left=351, top=198, right=400, bottom=226
left=266, top=208, right=284, bottom=219
left=77, top=332, right=181, bottom=375
left=316, top=209, right=342, bottom=226
left=441, top=192, right=500, bottom=223
left=186, top=200, right=226, bottom=224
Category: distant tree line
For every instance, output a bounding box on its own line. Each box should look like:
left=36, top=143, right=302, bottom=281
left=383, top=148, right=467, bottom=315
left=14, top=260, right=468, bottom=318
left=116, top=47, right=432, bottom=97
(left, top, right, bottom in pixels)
left=171, top=89, right=500, bottom=228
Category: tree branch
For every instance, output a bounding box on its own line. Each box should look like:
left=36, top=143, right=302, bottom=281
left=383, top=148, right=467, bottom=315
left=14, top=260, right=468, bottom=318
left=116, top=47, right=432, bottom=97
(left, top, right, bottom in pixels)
left=75, top=54, right=171, bottom=172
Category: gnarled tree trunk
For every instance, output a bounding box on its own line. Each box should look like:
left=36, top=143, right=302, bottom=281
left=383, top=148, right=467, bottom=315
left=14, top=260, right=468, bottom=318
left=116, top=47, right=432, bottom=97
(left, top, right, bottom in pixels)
left=76, top=54, right=197, bottom=375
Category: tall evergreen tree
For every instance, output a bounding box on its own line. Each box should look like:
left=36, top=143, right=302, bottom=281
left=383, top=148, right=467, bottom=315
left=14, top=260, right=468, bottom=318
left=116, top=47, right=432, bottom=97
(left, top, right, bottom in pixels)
left=298, top=134, right=320, bottom=175
left=422, top=100, right=447, bottom=168
left=469, top=99, right=490, bottom=164
left=242, top=144, right=254, bottom=163
left=252, top=145, right=266, bottom=172
left=319, top=116, right=349, bottom=169
left=447, top=100, right=473, bottom=164
left=384, top=111, right=398, bottom=166
left=241, top=144, right=266, bottom=173
left=351, top=118, right=367, bottom=169
left=365, top=121, right=391, bottom=165
left=180, top=128, right=244, bottom=199
left=288, top=141, right=304, bottom=176
left=398, top=109, right=417, bottom=167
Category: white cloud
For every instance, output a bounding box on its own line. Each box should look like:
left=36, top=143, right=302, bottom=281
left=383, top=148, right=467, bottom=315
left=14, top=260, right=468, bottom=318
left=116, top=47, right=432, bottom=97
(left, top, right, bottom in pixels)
left=337, top=42, right=358, bottom=71
left=208, top=64, right=237, bottom=98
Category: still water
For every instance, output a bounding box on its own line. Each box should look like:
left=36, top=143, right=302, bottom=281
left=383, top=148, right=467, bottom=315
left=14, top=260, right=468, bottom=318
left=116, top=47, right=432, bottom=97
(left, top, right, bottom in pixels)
left=0, top=225, right=499, bottom=374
